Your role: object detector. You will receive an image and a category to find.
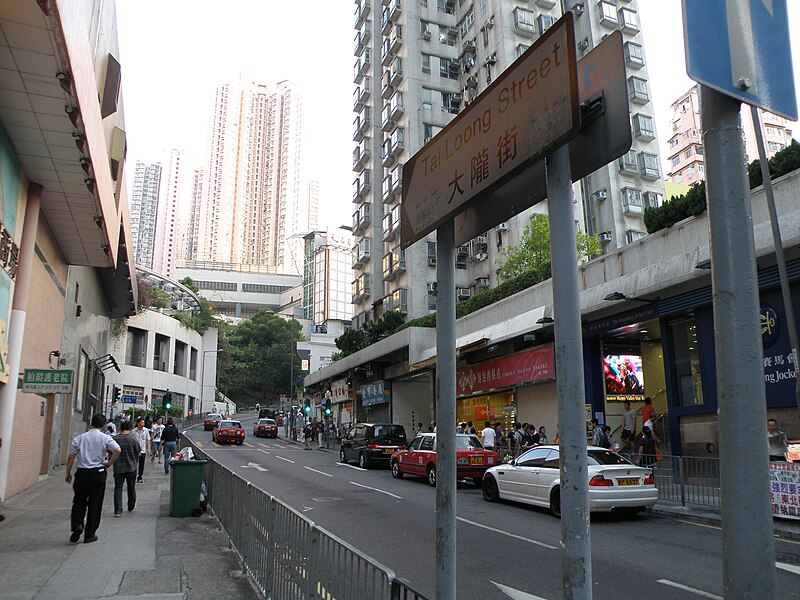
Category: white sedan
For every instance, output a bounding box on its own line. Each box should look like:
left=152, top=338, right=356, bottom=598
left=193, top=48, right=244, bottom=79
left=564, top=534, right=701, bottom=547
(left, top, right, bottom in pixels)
left=481, top=445, right=657, bottom=517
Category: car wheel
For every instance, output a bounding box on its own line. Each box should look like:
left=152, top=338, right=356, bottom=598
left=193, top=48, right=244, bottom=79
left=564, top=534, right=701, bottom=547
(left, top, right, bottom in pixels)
left=482, top=475, right=500, bottom=502
left=358, top=452, right=369, bottom=469
left=550, top=487, right=561, bottom=518
left=472, top=477, right=483, bottom=488
left=339, top=448, right=348, bottom=464
left=391, top=460, right=404, bottom=479
left=427, top=465, right=437, bottom=487
left=238, top=441, right=243, bottom=446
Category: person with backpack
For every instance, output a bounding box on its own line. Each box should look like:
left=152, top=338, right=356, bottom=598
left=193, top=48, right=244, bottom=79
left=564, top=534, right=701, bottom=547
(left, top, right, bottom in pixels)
left=591, top=419, right=611, bottom=448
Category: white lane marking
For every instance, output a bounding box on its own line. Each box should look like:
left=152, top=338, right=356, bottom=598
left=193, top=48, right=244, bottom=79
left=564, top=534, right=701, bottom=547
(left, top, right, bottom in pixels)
left=677, top=519, right=720, bottom=531
left=656, top=580, right=722, bottom=599
left=491, top=581, right=549, bottom=600
left=258, top=449, right=270, bottom=455
left=776, top=562, right=800, bottom=575
left=457, top=517, right=557, bottom=550
left=349, top=481, right=402, bottom=499
left=304, top=466, right=333, bottom=478
left=275, top=455, right=295, bottom=464
left=335, top=462, right=364, bottom=471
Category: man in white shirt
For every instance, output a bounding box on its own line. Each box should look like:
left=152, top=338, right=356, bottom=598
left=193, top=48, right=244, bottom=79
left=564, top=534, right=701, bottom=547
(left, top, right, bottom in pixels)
left=481, top=420, right=496, bottom=450
left=150, top=416, right=165, bottom=464
left=65, top=414, right=120, bottom=543
left=132, top=418, right=151, bottom=483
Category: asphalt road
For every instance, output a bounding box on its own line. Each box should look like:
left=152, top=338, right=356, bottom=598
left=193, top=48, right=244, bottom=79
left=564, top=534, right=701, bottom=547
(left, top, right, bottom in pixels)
left=185, top=419, right=800, bottom=600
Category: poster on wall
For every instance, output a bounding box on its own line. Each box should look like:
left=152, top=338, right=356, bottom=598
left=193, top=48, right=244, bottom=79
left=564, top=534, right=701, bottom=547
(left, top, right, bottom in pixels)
left=770, top=462, right=800, bottom=520
left=604, top=353, right=645, bottom=402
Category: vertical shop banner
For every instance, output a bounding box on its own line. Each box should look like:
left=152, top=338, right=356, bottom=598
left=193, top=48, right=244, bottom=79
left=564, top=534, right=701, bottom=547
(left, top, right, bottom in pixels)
left=457, top=344, right=554, bottom=396
left=770, top=462, right=800, bottom=520
left=330, top=377, right=349, bottom=404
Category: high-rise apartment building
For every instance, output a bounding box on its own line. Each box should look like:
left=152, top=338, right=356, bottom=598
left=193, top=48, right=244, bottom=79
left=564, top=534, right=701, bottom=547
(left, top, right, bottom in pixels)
left=302, top=229, right=354, bottom=327
left=184, top=168, right=204, bottom=262
left=153, top=149, right=186, bottom=277
left=197, top=79, right=306, bottom=274
left=667, top=84, right=794, bottom=186
left=351, top=0, right=665, bottom=327
left=130, top=160, right=162, bottom=269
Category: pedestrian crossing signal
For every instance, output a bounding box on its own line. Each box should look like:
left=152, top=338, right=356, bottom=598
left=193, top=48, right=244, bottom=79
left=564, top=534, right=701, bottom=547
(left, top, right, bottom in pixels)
left=163, top=391, right=172, bottom=411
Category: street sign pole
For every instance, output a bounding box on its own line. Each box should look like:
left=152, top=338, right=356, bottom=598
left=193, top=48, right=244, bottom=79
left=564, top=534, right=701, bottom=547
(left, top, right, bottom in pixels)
left=749, top=105, right=800, bottom=408
left=701, top=86, right=776, bottom=599
left=546, top=144, right=592, bottom=600
left=435, top=219, right=457, bottom=600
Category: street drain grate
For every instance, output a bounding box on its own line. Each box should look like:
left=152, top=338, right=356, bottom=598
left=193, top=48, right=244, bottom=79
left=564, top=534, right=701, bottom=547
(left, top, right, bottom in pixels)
left=312, top=497, right=344, bottom=503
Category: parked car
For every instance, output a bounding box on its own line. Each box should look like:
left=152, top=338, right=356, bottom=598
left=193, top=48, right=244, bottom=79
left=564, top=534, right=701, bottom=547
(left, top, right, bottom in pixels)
left=212, top=420, right=246, bottom=445
left=254, top=418, right=278, bottom=438
left=339, top=423, right=407, bottom=468
left=481, top=445, right=657, bottom=517
left=203, top=413, right=223, bottom=431
left=390, top=433, right=500, bottom=487
left=258, top=408, right=276, bottom=420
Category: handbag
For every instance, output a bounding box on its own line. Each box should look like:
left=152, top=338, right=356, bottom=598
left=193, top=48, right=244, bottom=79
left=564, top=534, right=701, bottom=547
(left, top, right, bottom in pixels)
left=655, top=447, right=663, bottom=461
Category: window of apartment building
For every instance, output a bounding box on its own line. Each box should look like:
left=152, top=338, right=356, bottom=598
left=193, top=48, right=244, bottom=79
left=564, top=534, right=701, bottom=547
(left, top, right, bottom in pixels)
left=598, top=1, right=618, bottom=26
left=190, top=347, right=198, bottom=381
left=538, top=14, right=556, bottom=35
left=627, top=76, right=649, bottom=104
left=621, top=187, right=643, bottom=213
left=422, top=53, right=431, bottom=73
left=765, top=126, right=777, bottom=136
left=623, top=41, right=644, bottom=68
left=154, top=334, right=170, bottom=372
left=695, top=145, right=704, bottom=155
left=424, top=123, right=434, bottom=143
left=421, top=20, right=431, bottom=36
left=632, top=113, right=654, bottom=140
left=698, top=164, right=705, bottom=173
left=513, top=7, right=536, bottom=33
left=174, top=341, right=187, bottom=377
left=768, top=141, right=785, bottom=153
left=126, top=327, right=147, bottom=368
left=618, top=7, right=639, bottom=33
left=671, top=155, right=681, bottom=167
left=427, top=241, right=437, bottom=265
left=242, top=283, right=292, bottom=294
left=684, top=147, right=693, bottom=158
left=421, top=87, right=432, bottom=110
left=687, top=167, right=696, bottom=177
left=669, top=138, right=679, bottom=148
left=439, top=25, right=455, bottom=46
left=482, top=25, right=490, bottom=47
left=625, top=229, right=647, bottom=244
left=674, top=173, right=683, bottom=183
left=194, top=280, right=237, bottom=292
left=428, top=290, right=437, bottom=310
left=421, top=0, right=427, bottom=6
left=458, top=7, right=475, bottom=38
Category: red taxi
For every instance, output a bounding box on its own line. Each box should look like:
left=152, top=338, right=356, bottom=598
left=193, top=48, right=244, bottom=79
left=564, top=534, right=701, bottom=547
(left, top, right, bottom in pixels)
left=390, top=433, right=500, bottom=487
left=212, top=420, right=246, bottom=445
left=203, top=413, right=222, bottom=431
left=253, top=418, right=278, bottom=438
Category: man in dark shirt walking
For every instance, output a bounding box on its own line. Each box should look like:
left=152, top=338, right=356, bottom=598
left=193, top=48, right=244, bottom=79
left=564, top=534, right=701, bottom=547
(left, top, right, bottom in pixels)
left=161, top=418, right=180, bottom=474
left=112, top=421, right=140, bottom=516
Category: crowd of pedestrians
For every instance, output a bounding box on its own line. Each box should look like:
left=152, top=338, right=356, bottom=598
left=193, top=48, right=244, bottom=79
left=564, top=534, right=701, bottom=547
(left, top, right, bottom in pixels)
left=66, top=412, right=179, bottom=544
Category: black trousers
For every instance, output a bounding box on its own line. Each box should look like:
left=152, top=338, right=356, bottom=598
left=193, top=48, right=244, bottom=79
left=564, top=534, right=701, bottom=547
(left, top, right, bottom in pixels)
left=71, top=468, right=107, bottom=537
left=113, top=471, right=137, bottom=513
left=137, top=453, right=146, bottom=479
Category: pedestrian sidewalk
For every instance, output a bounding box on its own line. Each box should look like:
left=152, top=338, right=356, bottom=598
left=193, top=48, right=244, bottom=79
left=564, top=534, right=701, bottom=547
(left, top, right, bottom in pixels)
left=0, top=460, right=262, bottom=600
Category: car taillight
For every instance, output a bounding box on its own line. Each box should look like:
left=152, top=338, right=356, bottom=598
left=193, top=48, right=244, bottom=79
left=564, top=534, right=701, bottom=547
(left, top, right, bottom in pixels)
left=367, top=444, right=381, bottom=449
left=589, top=475, right=613, bottom=487
left=643, top=474, right=655, bottom=485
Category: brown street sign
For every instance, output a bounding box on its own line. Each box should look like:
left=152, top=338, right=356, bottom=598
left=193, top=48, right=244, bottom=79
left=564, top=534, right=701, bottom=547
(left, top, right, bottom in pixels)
left=453, top=30, right=632, bottom=247
left=400, top=11, right=579, bottom=249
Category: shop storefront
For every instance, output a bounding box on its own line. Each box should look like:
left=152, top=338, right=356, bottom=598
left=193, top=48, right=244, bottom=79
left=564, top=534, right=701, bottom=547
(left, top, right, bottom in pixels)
left=330, top=376, right=352, bottom=431
left=456, top=344, right=555, bottom=437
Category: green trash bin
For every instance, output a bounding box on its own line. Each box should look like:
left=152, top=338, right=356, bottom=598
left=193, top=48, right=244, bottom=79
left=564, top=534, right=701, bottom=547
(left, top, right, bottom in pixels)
left=169, top=459, right=209, bottom=517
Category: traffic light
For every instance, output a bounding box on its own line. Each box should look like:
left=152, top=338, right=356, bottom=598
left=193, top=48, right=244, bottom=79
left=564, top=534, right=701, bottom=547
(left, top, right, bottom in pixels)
left=324, top=396, right=331, bottom=416
left=163, top=391, right=172, bottom=411
left=303, top=399, right=311, bottom=414
left=111, top=385, right=120, bottom=404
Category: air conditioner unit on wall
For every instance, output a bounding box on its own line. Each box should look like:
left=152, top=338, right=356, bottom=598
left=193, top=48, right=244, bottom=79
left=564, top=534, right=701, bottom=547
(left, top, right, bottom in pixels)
left=427, top=257, right=437, bottom=266
left=598, top=231, right=612, bottom=242
left=422, top=29, right=431, bottom=40
left=591, top=189, right=608, bottom=201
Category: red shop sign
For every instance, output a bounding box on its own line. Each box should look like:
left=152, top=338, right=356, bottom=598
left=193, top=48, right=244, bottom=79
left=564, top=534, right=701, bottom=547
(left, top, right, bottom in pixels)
left=457, top=344, right=554, bottom=396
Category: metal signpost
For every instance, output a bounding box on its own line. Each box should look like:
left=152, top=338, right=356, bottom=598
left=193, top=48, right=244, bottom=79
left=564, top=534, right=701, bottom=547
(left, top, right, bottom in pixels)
left=683, top=0, right=797, bottom=597
left=402, top=12, right=600, bottom=599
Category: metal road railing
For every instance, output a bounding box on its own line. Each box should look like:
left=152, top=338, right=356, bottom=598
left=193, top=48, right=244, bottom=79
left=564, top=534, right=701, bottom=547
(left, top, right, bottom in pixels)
left=648, top=453, right=721, bottom=508
left=183, top=438, right=428, bottom=600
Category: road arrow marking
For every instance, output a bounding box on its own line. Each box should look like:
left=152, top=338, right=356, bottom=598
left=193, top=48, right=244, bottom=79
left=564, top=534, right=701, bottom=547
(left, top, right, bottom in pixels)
left=241, top=462, right=268, bottom=472
left=657, top=579, right=722, bottom=599
left=776, top=561, right=800, bottom=575
left=491, top=581, right=548, bottom=600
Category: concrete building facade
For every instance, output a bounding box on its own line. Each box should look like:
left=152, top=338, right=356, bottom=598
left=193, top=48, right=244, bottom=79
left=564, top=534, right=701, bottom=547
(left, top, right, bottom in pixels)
left=130, top=160, right=162, bottom=269
left=153, top=148, right=186, bottom=278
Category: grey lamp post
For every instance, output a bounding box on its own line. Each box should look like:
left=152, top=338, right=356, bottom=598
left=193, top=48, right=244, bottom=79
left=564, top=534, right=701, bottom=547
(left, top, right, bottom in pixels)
left=199, top=348, right=223, bottom=414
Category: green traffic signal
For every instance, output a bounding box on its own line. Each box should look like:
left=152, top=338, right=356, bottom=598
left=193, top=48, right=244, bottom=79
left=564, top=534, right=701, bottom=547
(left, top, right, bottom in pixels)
left=304, top=404, right=311, bottom=414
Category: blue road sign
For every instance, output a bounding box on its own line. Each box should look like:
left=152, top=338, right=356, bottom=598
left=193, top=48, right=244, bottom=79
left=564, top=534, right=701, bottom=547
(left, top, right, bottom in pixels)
left=683, top=0, right=797, bottom=120
left=121, top=394, right=137, bottom=404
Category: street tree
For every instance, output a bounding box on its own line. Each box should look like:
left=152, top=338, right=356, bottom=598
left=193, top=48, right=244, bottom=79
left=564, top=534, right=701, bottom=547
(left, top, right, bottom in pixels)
left=497, top=213, right=600, bottom=281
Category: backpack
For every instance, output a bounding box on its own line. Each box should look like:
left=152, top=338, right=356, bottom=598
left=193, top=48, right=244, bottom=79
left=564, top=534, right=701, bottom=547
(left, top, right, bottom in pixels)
left=600, top=431, right=611, bottom=449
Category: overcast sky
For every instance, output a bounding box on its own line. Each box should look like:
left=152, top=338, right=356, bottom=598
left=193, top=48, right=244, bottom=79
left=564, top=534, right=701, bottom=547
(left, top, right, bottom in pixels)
left=116, top=1, right=800, bottom=229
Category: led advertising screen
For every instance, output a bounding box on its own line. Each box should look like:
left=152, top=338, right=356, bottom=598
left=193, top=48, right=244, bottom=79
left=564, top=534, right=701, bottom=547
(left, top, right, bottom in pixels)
left=604, top=354, right=645, bottom=402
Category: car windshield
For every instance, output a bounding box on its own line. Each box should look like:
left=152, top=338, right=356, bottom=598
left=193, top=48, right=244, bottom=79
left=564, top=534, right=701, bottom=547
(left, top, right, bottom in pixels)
left=587, top=449, right=633, bottom=466
left=455, top=435, right=484, bottom=450
left=206, top=414, right=221, bottom=419
left=259, top=419, right=276, bottom=425
left=220, top=421, right=241, bottom=428
left=372, top=424, right=405, bottom=438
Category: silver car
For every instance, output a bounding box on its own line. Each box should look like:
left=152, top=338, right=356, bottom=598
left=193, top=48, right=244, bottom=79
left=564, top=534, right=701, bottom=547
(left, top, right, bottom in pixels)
left=481, top=445, right=658, bottom=517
